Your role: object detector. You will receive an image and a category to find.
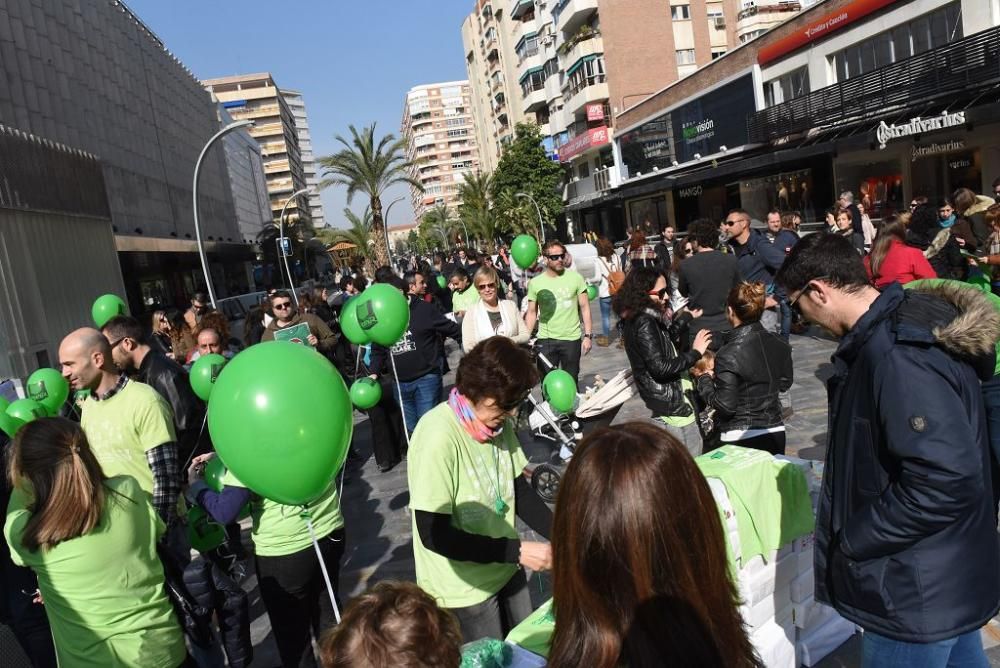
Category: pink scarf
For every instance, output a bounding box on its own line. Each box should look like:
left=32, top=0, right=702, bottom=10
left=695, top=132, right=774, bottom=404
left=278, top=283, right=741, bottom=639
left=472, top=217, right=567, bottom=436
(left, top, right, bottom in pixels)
left=448, top=388, right=501, bottom=443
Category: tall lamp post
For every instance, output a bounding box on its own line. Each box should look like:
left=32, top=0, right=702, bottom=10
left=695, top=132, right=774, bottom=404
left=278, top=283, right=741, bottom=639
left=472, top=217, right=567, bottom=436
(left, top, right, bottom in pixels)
left=515, top=192, right=546, bottom=244
left=193, top=119, right=254, bottom=309
left=278, top=187, right=312, bottom=306
left=383, top=196, right=404, bottom=267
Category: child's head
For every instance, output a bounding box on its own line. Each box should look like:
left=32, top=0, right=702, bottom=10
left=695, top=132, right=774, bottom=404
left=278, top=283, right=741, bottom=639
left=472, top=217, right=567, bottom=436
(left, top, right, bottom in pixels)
left=693, top=350, right=715, bottom=375
left=320, top=581, right=462, bottom=668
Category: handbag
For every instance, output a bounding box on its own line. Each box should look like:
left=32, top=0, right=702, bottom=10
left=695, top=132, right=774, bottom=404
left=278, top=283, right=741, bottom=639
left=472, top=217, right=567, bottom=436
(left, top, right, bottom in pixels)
left=601, top=258, right=626, bottom=296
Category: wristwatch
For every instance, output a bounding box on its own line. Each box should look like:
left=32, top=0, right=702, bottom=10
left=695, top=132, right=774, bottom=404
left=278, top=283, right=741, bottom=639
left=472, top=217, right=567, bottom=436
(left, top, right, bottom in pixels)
left=583, top=333, right=593, bottom=339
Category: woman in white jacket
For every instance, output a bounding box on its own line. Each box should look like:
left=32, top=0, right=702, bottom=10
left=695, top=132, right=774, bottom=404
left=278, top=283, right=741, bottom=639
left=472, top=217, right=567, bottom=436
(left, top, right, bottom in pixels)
left=462, top=266, right=531, bottom=352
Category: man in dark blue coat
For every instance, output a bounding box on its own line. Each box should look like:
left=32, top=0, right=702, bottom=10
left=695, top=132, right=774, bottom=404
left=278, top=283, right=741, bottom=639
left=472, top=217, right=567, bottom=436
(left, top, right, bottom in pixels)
left=776, top=233, right=1000, bottom=666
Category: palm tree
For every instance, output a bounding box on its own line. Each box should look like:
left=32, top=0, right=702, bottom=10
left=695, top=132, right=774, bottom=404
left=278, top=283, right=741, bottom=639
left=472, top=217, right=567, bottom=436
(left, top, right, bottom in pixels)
left=421, top=203, right=457, bottom=248
left=318, top=124, right=422, bottom=268
left=315, top=207, right=376, bottom=265
left=458, top=171, right=503, bottom=250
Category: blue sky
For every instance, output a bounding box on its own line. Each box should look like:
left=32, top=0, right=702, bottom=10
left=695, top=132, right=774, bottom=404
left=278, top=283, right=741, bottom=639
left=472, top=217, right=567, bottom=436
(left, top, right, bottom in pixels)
left=127, top=0, right=472, bottom=229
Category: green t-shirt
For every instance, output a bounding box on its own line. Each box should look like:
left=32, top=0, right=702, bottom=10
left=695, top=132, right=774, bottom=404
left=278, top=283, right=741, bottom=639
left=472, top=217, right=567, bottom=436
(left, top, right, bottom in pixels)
left=80, top=380, right=176, bottom=495
left=659, top=377, right=696, bottom=427
left=4, top=475, right=186, bottom=668
left=408, top=402, right=529, bottom=608
left=229, top=472, right=345, bottom=558
left=527, top=270, right=587, bottom=340
left=452, top=285, right=480, bottom=313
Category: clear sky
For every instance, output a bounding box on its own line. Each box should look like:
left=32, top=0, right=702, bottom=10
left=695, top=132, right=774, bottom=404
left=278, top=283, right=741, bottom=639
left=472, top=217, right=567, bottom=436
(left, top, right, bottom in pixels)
left=126, top=0, right=473, bottom=230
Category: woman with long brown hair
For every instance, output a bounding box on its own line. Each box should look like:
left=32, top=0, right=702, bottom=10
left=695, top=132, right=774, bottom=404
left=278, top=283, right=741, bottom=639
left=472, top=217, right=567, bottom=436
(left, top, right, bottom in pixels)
left=548, top=422, right=760, bottom=668
left=863, top=221, right=936, bottom=289
left=4, top=418, right=187, bottom=667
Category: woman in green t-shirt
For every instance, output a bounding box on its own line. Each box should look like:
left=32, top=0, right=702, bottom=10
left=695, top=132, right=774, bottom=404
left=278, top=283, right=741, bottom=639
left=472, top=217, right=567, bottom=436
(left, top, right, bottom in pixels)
left=3, top=418, right=187, bottom=668
left=408, top=336, right=554, bottom=642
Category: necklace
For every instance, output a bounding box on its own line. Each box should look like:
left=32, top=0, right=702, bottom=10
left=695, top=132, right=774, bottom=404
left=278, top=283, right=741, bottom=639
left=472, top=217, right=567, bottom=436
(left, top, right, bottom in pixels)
left=471, top=442, right=509, bottom=517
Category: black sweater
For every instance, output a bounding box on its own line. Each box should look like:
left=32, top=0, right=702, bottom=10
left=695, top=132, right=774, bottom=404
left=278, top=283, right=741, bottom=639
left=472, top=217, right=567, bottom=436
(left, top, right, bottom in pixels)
left=370, top=298, right=461, bottom=381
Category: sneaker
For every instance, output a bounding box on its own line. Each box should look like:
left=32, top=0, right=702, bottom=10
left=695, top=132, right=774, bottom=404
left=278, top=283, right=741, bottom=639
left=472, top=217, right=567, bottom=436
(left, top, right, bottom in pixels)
left=596, top=335, right=609, bottom=347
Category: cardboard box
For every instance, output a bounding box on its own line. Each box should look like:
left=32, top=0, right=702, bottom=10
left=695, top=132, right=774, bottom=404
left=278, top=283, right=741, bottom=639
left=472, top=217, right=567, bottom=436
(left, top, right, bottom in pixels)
left=796, top=614, right=857, bottom=666
left=790, top=596, right=841, bottom=630
left=751, top=619, right=797, bottom=668
left=790, top=568, right=814, bottom=604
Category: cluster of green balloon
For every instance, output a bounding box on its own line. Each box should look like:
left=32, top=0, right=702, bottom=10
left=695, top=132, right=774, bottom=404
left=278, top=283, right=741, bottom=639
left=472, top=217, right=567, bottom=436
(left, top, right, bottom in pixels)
left=511, top=234, right=540, bottom=270
left=0, top=368, right=68, bottom=438
left=586, top=285, right=598, bottom=301
left=0, top=397, right=47, bottom=439
left=349, top=377, right=382, bottom=410
left=189, top=353, right=228, bottom=402
left=92, top=294, right=127, bottom=329
left=542, top=369, right=577, bottom=414
left=340, top=285, right=410, bottom=347
left=207, top=342, right=353, bottom=506
left=186, top=506, right=226, bottom=553
left=436, top=275, right=447, bottom=289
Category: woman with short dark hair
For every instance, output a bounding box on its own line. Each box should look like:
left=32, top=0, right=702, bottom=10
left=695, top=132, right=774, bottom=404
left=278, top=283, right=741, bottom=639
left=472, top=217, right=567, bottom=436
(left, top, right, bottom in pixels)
left=693, top=282, right=793, bottom=455
left=407, top=337, right=553, bottom=642
left=548, top=423, right=760, bottom=668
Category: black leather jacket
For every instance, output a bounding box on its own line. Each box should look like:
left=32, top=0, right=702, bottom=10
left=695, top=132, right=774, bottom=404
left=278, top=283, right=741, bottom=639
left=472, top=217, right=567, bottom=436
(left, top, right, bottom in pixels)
left=138, top=349, right=205, bottom=433
left=622, top=309, right=700, bottom=418
left=695, top=322, right=792, bottom=432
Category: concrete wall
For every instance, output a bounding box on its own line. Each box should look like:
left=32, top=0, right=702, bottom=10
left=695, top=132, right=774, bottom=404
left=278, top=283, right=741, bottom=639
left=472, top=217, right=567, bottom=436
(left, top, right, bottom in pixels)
left=0, top=0, right=239, bottom=242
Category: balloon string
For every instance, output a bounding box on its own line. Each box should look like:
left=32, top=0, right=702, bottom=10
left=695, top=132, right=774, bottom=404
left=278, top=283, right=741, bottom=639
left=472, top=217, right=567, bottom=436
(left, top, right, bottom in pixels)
left=304, top=511, right=342, bottom=625
left=181, top=413, right=209, bottom=474
left=353, top=344, right=363, bottom=379
left=388, top=352, right=412, bottom=449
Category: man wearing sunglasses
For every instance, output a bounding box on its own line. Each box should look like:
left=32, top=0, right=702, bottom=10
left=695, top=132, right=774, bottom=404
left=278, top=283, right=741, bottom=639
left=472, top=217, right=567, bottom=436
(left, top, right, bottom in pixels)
left=723, top=209, right=787, bottom=335
left=775, top=233, right=1000, bottom=666
left=524, top=240, right=593, bottom=387
left=261, top=290, right=336, bottom=353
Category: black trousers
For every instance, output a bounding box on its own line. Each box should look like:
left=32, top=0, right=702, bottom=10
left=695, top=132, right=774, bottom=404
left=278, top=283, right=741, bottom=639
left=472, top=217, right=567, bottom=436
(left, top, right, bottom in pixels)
left=367, top=377, right=407, bottom=469
left=535, top=338, right=583, bottom=388
left=255, top=528, right=346, bottom=668
left=735, top=431, right=786, bottom=456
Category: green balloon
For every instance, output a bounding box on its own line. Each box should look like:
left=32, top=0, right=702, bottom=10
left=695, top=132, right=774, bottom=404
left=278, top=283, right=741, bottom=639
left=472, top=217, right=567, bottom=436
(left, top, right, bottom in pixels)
left=187, top=506, right=226, bottom=553
left=91, top=294, right=127, bottom=328
left=542, top=369, right=577, bottom=414
left=350, top=377, right=382, bottom=410
left=356, top=283, right=410, bottom=346
left=586, top=285, right=598, bottom=301
left=208, top=342, right=353, bottom=505
left=7, top=398, right=48, bottom=425
left=436, top=275, right=447, bottom=289
left=340, top=296, right=370, bottom=345
left=190, top=353, right=228, bottom=402
left=0, top=411, right=23, bottom=439
left=511, top=234, right=540, bottom=270
left=26, top=368, right=70, bottom=415
left=204, top=456, right=227, bottom=493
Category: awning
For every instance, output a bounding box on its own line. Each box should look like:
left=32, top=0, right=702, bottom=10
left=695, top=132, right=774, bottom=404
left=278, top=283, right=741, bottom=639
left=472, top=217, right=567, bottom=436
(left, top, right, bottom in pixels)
left=514, top=31, right=537, bottom=51
left=329, top=242, right=357, bottom=251
left=566, top=54, right=597, bottom=77
left=518, top=66, right=544, bottom=85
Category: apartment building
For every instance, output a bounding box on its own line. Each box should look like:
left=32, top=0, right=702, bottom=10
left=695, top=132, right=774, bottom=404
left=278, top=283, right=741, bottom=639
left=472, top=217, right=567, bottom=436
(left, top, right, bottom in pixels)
left=401, top=81, right=481, bottom=221
left=282, top=89, right=327, bottom=228
left=203, top=73, right=311, bottom=228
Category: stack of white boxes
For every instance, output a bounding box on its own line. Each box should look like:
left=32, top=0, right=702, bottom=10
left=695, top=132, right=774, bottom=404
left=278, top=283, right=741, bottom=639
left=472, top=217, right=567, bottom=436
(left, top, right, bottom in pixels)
left=706, top=458, right=858, bottom=667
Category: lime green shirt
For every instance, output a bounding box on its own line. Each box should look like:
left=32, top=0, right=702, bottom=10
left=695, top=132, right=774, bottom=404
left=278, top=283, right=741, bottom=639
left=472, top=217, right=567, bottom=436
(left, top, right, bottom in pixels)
left=219, top=469, right=344, bottom=557
left=4, top=476, right=186, bottom=668
left=452, top=285, right=480, bottom=313
left=408, top=402, right=528, bottom=608
left=527, top=270, right=587, bottom=340
left=659, top=378, right=696, bottom=428
left=80, top=380, right=176, bottom=495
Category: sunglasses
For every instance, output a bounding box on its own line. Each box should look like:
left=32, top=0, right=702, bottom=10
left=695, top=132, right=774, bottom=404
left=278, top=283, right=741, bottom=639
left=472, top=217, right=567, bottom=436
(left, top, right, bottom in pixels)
left=647, top=286, right=670, bottom=299
left=108, top=337, right=126, bottom=349
left=273, top=302, right=293, bottom=310
left=546, top=253, right=565, bottom=261
left=476, top=282, right=496, bottom=291
left=722, top=219, right=743, bottom=227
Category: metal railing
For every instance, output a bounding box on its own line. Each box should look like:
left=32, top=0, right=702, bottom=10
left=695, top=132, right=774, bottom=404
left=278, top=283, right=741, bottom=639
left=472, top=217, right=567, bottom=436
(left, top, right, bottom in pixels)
left=747, top=27, right=1000, bottom=143
left=737, top=2, right=800, bottom=22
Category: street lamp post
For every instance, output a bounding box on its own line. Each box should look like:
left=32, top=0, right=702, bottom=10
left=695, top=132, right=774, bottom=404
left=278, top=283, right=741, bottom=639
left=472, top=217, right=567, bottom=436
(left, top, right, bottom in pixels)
left=457, top=218, right=471, bottom=250
left=278, top=187, right=312, bottom=306
left=515, top=192, right=546, bottom=244
left=193, top=119, right=254, bottom=309
left=383, top=196, right=404, bottom=268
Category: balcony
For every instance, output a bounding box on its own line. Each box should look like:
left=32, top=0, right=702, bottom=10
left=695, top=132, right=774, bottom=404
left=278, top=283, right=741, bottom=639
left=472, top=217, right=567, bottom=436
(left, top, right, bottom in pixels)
left=518, top=49, right=544, bottom=77
left=491, top=75, right=505, bottom=92
left=522, top=85, right=547, bottom=114
left=563, top=75, right=608, bottom=117
left=510, top=0, right=533, bottom=20
left=736, top=1, right=800, bottom=42
left=747, top=26, right=1000, bottom=143
left=556, top=0, right=598, bottom=37
left=565, top=166, right=617, bottom=202
left=513, top=13, right=540, bottom=46
left=558, top=31, right=603, bottom=71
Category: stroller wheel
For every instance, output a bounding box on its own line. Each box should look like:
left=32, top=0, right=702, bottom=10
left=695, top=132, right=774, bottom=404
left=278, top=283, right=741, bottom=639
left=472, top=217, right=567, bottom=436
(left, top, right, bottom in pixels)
left=531, top=463, right=561, bottom=503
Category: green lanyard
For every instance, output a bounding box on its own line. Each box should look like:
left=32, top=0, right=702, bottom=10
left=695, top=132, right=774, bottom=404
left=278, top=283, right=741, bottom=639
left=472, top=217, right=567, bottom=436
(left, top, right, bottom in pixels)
left=470, top=438, right=510, bottom=518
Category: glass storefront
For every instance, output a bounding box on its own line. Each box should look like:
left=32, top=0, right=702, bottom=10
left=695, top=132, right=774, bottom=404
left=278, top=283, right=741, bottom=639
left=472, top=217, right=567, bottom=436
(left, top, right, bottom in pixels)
left=627, top=195, right=668, bottom=235
left=835, top=158, right=904, bottom=220
left=911, top=147, right=982, bottom=203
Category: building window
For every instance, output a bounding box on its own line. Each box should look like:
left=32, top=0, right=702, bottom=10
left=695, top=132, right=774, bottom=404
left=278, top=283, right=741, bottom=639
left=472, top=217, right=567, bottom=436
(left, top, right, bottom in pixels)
left=764, top=66, right=809, bottom=107
left=520, top=69, right=546, bottom=97
left=671, top=4, right=690, bottom=20
left=564, top=56, right=606, bottom=98
left=711, top=47, right=726, bottom=60
left=706, top=3, right=723, bottom=18
left=675, top=49, right=696, bottom=66
left=446, top=129, right=469, bottom=138
left=445, top=117, right=466, bottom=127
left=831, top=2, right=961, bottom=82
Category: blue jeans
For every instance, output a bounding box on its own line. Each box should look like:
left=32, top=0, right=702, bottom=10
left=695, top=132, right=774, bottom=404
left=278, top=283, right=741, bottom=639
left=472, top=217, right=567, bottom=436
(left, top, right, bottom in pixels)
left=862, top=630, right=988, bottom=668
left=396, top=372, right=442, bottom=433
left=599, top=296, right=612, bottom=337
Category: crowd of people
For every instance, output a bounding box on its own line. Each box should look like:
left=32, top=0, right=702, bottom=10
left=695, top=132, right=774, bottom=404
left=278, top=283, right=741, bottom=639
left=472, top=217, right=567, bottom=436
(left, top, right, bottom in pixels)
left=5, top=178, right=1000, bottom=667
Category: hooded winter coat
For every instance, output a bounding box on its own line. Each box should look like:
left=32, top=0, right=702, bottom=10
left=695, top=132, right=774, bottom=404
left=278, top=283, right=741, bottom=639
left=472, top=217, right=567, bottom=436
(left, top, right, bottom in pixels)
left=817, top=282, right=1000, bottom=642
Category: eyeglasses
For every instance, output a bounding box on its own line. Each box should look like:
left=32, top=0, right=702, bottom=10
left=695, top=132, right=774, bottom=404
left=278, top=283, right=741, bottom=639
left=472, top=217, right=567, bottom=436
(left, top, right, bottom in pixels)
left=272, top=302, right=293, bottom=310
left=546, top=253, right=565, bottom=261
left=476, top=282, right=496, bottom=291
left=193, top=303, right=205, bottom=311
left=788, top=278, right=826, bottom=317
left=108, top=337, right=126, bottom=349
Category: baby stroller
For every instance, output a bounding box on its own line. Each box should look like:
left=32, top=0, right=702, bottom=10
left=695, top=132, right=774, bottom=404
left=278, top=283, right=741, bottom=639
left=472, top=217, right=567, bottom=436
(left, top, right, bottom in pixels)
left=523, top=364, right=635, bottom=503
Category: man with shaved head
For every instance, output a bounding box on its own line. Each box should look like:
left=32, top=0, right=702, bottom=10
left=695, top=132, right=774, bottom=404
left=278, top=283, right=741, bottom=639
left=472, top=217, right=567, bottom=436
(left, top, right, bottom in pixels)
left=59, top=327, right=180, bottom=520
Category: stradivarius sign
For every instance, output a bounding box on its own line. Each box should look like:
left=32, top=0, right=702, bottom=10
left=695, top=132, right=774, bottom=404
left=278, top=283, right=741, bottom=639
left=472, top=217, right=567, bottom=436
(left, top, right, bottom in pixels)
left=876, top=111, right=966, bottom=149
